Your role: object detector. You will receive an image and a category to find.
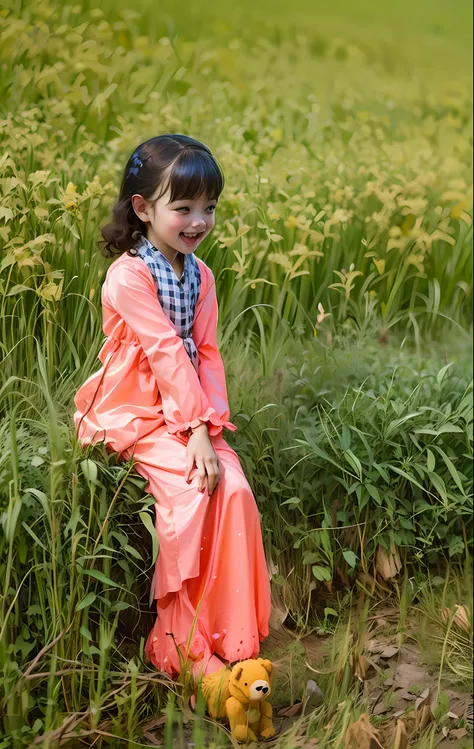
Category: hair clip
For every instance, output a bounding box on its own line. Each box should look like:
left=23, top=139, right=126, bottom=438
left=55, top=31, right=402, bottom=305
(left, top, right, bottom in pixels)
left=127, top=150, right=153, bottom=178
left=127, top=151, right=144, bottom=178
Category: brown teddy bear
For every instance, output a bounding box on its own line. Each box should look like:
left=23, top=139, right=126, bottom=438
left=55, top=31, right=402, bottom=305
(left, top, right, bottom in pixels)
left=200, top=657, right=276, bottom=743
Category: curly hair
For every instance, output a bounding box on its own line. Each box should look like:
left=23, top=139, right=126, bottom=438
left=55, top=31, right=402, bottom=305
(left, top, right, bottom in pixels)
left=99, top=133, right=225, bottom=258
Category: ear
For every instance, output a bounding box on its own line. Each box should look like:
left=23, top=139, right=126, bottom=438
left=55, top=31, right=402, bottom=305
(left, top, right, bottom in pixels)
left=258, top=658, right=273, bottom=676
left=232, top=665, right=244, bottom=681
left=131, top=193, right=152, bottom=224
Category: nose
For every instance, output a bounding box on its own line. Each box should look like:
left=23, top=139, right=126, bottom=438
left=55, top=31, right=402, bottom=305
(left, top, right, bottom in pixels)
left=256, top=686, right=269, bottom=694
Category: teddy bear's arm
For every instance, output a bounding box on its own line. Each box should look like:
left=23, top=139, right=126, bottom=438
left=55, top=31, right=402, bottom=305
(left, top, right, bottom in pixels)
left=226, top=696, right=257, bottom=743
left=258, top=699, right=276, bottom=739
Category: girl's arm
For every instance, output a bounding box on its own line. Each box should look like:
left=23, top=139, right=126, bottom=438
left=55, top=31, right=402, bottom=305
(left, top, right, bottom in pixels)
left=193, top=262, right=237, bottom=435
left=106, top=259, right=231, bottom=438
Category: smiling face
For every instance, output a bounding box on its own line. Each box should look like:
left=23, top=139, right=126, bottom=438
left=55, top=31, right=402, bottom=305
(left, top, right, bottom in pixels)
left=131, top=178, right=218, bottom=261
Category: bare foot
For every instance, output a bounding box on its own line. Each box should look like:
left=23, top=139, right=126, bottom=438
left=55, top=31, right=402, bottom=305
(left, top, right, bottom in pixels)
left=192, top=653, right=225, bottom=681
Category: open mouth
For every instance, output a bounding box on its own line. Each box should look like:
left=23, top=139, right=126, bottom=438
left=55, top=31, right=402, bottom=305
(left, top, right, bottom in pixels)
left=179, top=231, right=205, bottom=244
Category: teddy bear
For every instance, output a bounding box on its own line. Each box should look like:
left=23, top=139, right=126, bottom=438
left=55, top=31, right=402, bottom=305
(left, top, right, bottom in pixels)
left=199, top=657, right=276, bottom=743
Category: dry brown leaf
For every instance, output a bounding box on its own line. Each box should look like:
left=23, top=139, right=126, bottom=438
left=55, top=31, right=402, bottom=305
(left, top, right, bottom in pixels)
left=143, top=731, right=162, bottom=746
left=440, top=604, right=471, bottom=633
left=392, top=719, right=409, bottom=749
left=337, top=565, right=350, bottom=585
left=345, top=713, right=385, bottom=748
left=376, top=545, right=402, bottom=580
left=290, top=738, right=319, bottom=748
left=414, top=687, right=431, bottom=711
left=269, top=583, right=289, bottom=629
left=393, top=662, right=431, bottom=692
left=451, top=727, right=468, bottom=740
left=379, top=645, right=399, bottom=660
left=350, top=651, right=372, bottom=681
left=414, top=704, right=433, bottom=732
left=366, top=637, right=391, bottom=654
left=142, top=716, right=167, bottom=732
left=372, top=701, right=391, bottom=716
left=277, top=701, right=302, bottom=718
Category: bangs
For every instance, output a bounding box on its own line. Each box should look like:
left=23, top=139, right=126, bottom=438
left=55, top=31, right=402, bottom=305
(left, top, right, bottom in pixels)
left=157, top=148, right=224, bottom=204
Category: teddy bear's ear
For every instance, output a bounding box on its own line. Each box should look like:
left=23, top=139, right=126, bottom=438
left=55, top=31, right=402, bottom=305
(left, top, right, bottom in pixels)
left=232, top=665, right=244, bottom=681
left=258, top=658, right=273, bottom=675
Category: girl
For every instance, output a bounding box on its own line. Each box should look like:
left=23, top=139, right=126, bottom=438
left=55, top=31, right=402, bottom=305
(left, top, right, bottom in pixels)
left=73, top=134, right=272, bottom=681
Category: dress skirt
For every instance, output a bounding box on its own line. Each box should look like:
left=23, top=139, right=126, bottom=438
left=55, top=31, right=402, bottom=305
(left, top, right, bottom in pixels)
left=73, top=252, right=272, bottom=678
left=120, top=424, right=272, bottom=677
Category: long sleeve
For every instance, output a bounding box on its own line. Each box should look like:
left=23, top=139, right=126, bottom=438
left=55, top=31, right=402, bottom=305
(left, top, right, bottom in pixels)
left=193, top=262, right=237, bottom=435
left=106, top=258, right=231, bottom=437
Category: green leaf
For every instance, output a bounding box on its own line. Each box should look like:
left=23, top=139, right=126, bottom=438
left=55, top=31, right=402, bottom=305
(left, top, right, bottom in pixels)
left=76, top=592, right=96, bottom=611
left=426, top=448, right=436, bottom=473
left=373, top=462, right=390, bottom=482
left=343, top=449, right=363, bottom=480
left=436, top=362, right=454, bottom=385
left=415, top=423, right=463, bottom=435
left=428, top=472, right=448, bottom=504
left=110, top=601, right=132, bottom=612
left=82, top=569, right=122, bottom=589
left=339, top=425, right=351, bottom=451
left=385, top=411, right=423, bottom=437
left=6, top=283, right=33, bottom=296
left=432, top=446, right=466, bottom=495
left=80, top=459, right=98, bottom=485
left=281, top=496, right=301, bottom=506
left=80, top=625, right=92, bottom=640
left=365, top=483, right=382, bottom=505
left=312, top=565, right=332, bottom=581
left=123, top=544, right=143, bottom=560
left=387, top=464, right=425, bottom=492
left=343, top=550, right=358, bottom=568
left=437, top=423, right=463, bottom=434
left=139, top=511, right=160, bottom=564
left=320, top=529, right=332, bottom=556
left=303, top=552, right=321, bottom=565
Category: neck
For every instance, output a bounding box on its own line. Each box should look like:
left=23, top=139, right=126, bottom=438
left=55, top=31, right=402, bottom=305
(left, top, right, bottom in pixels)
left=145, top=229, right=180, bottom=265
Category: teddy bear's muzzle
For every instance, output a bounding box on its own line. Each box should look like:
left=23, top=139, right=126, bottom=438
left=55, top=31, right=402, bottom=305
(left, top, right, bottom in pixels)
left=249, top=680, right=271, bottom=701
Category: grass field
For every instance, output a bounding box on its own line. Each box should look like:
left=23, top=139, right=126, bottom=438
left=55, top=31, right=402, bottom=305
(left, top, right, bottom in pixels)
left=0, top=0, right=472, bottom=745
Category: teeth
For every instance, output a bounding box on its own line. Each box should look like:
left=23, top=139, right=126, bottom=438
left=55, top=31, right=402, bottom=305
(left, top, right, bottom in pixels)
left=182, top=232, right=201, bottom=238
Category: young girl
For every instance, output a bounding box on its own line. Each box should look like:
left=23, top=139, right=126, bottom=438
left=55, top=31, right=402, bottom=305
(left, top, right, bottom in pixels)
left=73, top=134, right=272, bottom=681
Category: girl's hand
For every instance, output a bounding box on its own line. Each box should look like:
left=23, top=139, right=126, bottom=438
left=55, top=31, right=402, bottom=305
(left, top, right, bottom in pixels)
left=184, top=424, right=220, bottom=494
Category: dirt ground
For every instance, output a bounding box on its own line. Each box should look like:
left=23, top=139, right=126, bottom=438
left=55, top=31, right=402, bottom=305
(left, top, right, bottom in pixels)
left=140, top=612, right=473, bottom=747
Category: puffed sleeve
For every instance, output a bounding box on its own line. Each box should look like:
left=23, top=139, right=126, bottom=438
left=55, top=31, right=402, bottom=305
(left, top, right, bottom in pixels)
left=106, top=258, right=231, bottom=437
left=193, top=261, right=237, bottom=435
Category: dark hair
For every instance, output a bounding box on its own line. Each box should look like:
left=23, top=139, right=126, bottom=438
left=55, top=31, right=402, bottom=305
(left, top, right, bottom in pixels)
left=99, top=134, right=225, bottom=258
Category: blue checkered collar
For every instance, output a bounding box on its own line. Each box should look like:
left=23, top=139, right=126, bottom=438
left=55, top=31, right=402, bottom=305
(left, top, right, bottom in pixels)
left=132, top=233, right=189, bottom=284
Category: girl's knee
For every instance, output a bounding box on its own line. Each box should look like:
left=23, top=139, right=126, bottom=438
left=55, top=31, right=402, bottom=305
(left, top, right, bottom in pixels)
left=222, top=464, right=256, bottom=506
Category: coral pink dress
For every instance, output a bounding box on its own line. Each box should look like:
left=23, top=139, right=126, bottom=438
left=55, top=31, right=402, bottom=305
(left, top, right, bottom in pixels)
left=73, top=250, right=271, bottom=676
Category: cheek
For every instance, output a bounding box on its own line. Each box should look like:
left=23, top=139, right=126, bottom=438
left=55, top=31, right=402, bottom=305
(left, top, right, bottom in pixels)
left=165, top=215, right=184, bottom=232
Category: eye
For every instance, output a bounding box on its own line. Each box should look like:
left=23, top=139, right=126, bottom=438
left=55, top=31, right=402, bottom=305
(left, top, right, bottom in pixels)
left=245, top=682, right=247, bottom=686
left=175, top=205, right=216, bottom=212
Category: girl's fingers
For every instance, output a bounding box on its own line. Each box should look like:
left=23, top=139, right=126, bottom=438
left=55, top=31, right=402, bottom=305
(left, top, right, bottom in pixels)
left=195, top=458, right=206, bottom=492
left=185, top=452, right=194, bottom=483
left=186, top=452, right=220, bottom=493
left=205, top=457, right=220, bottom=494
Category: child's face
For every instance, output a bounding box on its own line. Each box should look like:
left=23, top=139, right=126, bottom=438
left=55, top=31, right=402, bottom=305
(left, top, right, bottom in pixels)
left=132, top=184, right=217, bottom=256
